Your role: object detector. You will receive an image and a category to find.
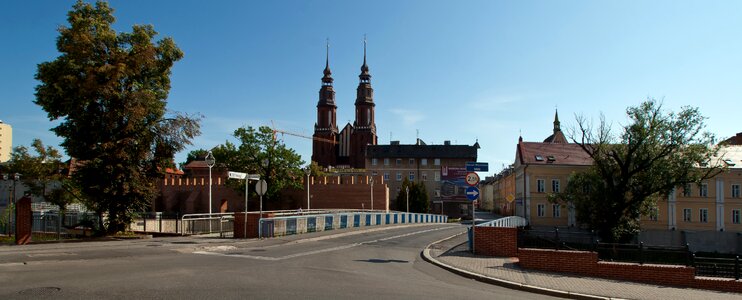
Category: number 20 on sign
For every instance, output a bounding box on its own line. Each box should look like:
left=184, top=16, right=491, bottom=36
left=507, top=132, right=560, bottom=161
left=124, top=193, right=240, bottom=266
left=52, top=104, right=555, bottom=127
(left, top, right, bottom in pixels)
left=465, top=172, right=479, bottom=186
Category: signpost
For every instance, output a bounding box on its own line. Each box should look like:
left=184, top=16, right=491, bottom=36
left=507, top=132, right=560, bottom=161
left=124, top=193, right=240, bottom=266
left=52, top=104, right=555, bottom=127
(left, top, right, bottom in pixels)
left=229, top=172, right=260, bottom=239
left=256, top=180, right=267, bottom=238
left=465, top=162, right=489, bottom=172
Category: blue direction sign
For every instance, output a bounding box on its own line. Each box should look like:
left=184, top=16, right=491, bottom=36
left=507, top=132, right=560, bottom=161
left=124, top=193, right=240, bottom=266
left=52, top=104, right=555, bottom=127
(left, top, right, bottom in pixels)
left=465, top=186, right=480, bottom=201
left=466, top=162, right=489, bottom=172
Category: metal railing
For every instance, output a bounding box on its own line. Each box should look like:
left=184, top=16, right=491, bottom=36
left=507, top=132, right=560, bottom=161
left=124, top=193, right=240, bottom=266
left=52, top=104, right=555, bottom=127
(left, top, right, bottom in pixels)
left=180, top=213, right=234, bottom=237
left=257, top=210, right=448, bottom=238
left=476, top=216, right=528, bottom=228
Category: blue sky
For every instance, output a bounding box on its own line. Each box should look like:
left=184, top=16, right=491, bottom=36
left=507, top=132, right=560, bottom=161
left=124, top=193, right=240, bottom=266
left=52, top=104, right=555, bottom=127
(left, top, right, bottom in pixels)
left=2, top=1, right=741, bottom=177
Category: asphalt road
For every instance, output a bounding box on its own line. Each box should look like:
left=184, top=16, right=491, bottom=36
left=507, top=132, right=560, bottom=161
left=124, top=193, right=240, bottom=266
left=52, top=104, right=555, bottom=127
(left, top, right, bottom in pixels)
left=0, top=224, right=559, bottom=299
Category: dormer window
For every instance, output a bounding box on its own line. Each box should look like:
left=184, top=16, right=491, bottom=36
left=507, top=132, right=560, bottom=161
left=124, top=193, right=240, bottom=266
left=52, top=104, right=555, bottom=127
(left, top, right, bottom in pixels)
left=535, top=155, right=544, bottom=161
left=547, top=156, right=556, bottom=162
left=724, top=159, right=736, bottom=166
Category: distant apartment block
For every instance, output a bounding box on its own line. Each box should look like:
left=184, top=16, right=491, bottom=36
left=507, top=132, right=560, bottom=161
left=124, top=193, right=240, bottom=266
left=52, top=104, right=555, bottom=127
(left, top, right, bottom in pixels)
left=365, top=139, right=479, bottom=218
left=0, top=121, right=11, bottom=162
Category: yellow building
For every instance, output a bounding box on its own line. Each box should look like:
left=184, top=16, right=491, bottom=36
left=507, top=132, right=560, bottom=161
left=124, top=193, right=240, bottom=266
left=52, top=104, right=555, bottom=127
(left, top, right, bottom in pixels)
left=0, top=121, right=11, bottom=163
left=643, top=145, right=742, bottom=232
left=506, top=111, right=742, bottom=236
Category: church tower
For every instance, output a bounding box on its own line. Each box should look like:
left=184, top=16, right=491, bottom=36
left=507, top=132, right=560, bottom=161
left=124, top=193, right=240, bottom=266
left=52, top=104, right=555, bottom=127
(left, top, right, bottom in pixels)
left=350, top=38, right=378, bottom=168
left=312, top=41, right=338, bottom=167
left=543, top=109, right=567, bottom=144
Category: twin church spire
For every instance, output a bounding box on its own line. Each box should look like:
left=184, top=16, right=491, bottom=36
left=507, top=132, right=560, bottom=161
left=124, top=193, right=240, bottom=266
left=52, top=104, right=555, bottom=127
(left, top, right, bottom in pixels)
left=313, top=37, right=378, bottom=169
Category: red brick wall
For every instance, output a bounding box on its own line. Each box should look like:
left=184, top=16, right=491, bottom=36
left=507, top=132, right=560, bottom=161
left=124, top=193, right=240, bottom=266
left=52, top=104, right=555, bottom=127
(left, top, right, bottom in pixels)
left=517, top=248, right=742, bottom=293
left=474, top=227, right=518, bottom=257
left=15, top=196, right=32, bottom=245
left=234, top=212, right=274, bottom=239
left=518, top=248, right=598, bottom=275
left=282, top=176, right=389, bottom=211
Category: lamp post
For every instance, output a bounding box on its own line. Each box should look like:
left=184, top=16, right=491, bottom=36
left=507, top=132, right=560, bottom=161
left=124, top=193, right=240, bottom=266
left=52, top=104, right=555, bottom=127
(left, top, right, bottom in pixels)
left=205, top=151, right=215, bottom=233
left=304, top=167, right=311, bottom=211
left=406, top=186, right=410, bottom=213
left=370, top=177, right=374, bottom=211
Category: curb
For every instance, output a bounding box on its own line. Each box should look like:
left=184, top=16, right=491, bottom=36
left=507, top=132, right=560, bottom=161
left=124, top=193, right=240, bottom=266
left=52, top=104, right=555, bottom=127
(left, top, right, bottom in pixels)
left=421, top=233, right=617, bottom=300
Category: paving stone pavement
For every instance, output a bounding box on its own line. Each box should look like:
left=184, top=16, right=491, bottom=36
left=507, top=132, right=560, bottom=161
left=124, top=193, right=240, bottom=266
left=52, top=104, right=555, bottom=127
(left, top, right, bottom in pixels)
left=425, top=232, right=742, bottom=300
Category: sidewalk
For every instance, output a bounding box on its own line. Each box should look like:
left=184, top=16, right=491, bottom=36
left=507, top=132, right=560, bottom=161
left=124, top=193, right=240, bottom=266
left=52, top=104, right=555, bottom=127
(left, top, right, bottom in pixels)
left=423, top=232, right=741, bottom=300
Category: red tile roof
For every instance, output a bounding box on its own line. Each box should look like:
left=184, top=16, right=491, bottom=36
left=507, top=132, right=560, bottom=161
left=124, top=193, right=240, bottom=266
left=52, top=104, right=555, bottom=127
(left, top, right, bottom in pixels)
left=517, top=142, right=593, bottom=166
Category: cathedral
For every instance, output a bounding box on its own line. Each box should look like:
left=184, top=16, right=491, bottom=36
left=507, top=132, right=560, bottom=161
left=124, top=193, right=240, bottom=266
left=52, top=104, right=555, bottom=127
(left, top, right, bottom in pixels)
left=312, top=42, right=377, bottom=169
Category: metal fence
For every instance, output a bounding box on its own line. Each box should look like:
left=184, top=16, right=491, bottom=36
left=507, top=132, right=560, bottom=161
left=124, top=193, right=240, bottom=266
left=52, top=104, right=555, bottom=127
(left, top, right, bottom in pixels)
left=693, top=255, right=741, bottom=279
left=179, top=213, right=234, bottom=237
left=477, top=216, right=528, bottom=228
left=30, top=211, right=99, bottom=241
left=258, top=211, right=448, bottom=238
left=517, top=227, right=598, bottom=251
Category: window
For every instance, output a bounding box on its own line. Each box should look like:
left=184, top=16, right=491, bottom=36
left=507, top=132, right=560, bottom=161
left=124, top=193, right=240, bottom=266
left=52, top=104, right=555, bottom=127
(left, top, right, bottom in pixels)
left=383, top=172, right=389, bottom=181
left=371, top=158, right=378, bottom=166
left=396, top=172, right=402, bottom=181
left=732, top=184, right=740, bottom=198
left=421, top=159, right=428, bottom=166
left=552, top=179, right=560, bottom=193
left=409, top=158, right=415, bottom=165
left=683, top=208, right=692, bottom=222
left=372, top=171, right=378, bottom=177
left=384, top=158, right=390, bottom=166
left=733, top=210, right=741, bottom=224
left=435, top=189, right=441, bottom=197
left=537, top=204, right=545, bottom=217
left=535, top=155, right=544, bottom=161
left=409, top=171, right=415, bottom=181
left=699, top=208, right=708, bottom=223
left=434, top=172, right=441, bottom=182
left=552, top=204, right=560, bottom=218
left=422, top=172, right=428, bottom=181
left=683, top=184, right=692, bottom=197
left=396, top=158, right=402, bottom=165
left=434, top=158, right=440, bottom=166
left=649, top=207, right=659, bottom=221
left=537, top=179, right=545, bottom=193
left=700, top=183, right=708, bottom=197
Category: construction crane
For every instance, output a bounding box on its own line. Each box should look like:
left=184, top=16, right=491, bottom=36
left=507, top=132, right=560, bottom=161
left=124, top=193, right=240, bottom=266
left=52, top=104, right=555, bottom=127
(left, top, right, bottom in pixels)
left=271, top=123, right=337, bottom=145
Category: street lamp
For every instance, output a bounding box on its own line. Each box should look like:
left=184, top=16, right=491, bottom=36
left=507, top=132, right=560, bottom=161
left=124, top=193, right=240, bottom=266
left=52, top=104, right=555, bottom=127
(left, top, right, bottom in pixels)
left=406, top=186, right=410, bottom=213
left=370, top=177, right=374, bottom=211
left=304, top=167, right=311, bottom=211
left=205, top=151, right=215, bottom=233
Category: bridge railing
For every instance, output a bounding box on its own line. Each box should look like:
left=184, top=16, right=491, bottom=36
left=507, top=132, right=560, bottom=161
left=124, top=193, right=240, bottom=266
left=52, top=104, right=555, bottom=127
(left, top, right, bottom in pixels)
left=180, top=213, right=234, bottom=237
left=258, top=211, right=448, bottom=238
left=476, top=216, right=528, bottom=228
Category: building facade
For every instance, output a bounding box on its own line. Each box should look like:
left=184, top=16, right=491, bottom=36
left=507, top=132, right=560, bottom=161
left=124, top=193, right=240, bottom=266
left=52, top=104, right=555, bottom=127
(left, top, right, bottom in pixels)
left=365, top=139, right=478, bottom=218
left=0, top=121, right=11, bottom=163
left=312, top=42, right=377, bottom=169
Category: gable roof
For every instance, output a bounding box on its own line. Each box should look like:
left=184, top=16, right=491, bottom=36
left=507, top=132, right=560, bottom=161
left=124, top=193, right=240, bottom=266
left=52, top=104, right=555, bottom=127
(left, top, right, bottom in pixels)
left=517, top=142, right=592, bottom=166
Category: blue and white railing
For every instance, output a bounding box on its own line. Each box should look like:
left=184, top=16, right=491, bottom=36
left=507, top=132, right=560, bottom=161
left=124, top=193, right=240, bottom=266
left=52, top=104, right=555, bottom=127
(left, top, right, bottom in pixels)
left=258, top=211, right=447, bottom=238
left=476, top=216, right=528, bottom=228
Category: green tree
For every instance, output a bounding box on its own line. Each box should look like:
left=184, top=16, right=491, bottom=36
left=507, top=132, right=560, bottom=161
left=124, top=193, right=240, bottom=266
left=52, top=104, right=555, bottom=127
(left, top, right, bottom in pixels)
left=6, top=139, right=72, bottom=207
left=189, top=126, right=304, bottom=203
left=34, top=1, right=201, bottom=233
left=395, top=178, right=430, bottom=213
left=551, top=99, right=722, bottom=242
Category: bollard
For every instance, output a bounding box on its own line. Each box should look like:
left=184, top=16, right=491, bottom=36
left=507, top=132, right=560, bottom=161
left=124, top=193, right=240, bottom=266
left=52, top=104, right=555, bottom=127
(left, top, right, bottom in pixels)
left=639, top=242, right=644, bottom=265
left=735, top=256, right=740, bottom=280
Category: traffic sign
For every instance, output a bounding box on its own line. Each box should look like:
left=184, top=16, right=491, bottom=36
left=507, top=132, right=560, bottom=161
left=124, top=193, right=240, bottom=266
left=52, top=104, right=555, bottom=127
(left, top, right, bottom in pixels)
left=256, top=180, right=268, bottom=196
left=465, top=172, right=480, bottom=186
left=465, top=162, right=489, bottom=172
left=506, top=194, right=515, bottom=203
left=465, top=186, right=480, bottom=201
left=228, top=171, right=247, bottom=180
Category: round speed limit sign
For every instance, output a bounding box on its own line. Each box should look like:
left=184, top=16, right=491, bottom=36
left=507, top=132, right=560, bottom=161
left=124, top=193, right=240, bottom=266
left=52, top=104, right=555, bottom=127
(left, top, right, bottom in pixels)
left=465, top=172, right=480, bottom=186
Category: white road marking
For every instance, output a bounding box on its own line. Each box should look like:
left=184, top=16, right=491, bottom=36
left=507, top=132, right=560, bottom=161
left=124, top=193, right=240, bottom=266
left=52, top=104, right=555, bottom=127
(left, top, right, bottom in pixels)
left=192, top=226, right=453, bottom=261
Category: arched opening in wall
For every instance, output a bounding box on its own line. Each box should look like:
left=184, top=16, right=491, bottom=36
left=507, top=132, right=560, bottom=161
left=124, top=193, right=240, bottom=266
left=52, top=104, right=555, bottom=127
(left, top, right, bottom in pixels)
left=220, top=199, right=228, bottom=213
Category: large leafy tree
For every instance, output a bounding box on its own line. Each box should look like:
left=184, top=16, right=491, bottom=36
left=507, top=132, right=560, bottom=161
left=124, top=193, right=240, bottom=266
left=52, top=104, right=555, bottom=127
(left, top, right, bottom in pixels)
left=395, top=178, right=430, bottom=213
left=185, top=126, right=304, bottom=203
left=551, top=99, right=722, bottom=242
left=34, top=1, right=200, bottom=233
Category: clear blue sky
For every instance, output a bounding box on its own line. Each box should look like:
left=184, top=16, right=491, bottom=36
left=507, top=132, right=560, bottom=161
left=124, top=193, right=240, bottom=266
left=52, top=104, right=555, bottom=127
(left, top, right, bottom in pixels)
left=2, top=1, right=741, bottom=177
